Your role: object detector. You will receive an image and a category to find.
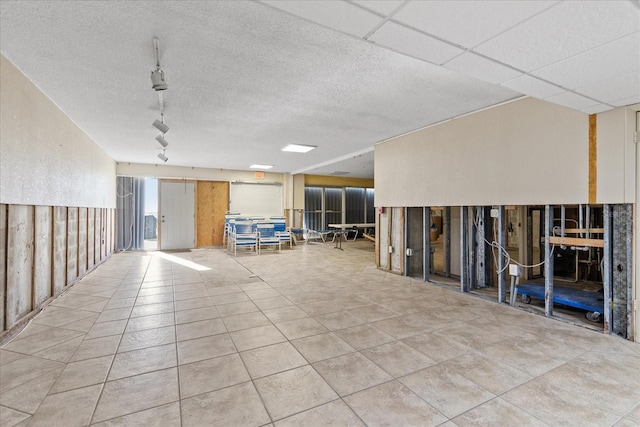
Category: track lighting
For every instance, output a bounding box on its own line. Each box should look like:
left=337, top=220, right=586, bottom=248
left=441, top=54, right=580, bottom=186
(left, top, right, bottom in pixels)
left=155, top=135, right=169, bottom=148
left=157, top=150, right=168, bottom=163
left=151, top=68, right=168, bottom=91
left=152, top=119, right=169, bottom=133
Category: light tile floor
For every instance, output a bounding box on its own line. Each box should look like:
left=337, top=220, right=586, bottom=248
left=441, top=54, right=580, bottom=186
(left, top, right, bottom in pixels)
left=1, top=241, right=639, bottom=426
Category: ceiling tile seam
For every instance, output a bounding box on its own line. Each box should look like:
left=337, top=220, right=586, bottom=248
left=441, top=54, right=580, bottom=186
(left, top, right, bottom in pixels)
left=356, top=0, right=411, bottom=40
left=572, top=69, right=640, bottom=92
left=516, top=73, right=617, bottom=107
left=524, top=30, right=640, bottom=76
left=464, top=0, right=563, bottom=51
left=256, top=0, right=394, bottom=53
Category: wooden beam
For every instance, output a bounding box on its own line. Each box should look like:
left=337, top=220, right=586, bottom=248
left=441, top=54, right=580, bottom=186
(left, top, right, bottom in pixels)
left=549, top=236, right=604, bottom=248
left=304, top=174, right=374, bottom=188
left=589, top=114, right=597, bottom=204
left=559, top=228, right=604, bottom=234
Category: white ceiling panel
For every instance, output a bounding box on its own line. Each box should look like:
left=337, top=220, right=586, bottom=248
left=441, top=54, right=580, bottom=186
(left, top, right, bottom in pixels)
left=263, top=0, right=382, bottom=38
left=501, top=75, right=564, bottom=99
left=577, top=72, right=640, bottom=105
left=444, top=52, right=522, bottom=84
left=544, top=91, right=599, bottom=111
left=475, top=1, right=640, bottom=71
left=351, top=0, right=405, bottom=17
left=392, top=0, right=558, bottom=49
left=531, top=32, right=640, bottom=90
left=580, top=104, right=614, bottom=115
left=610, top=95, right=640, bottom=108
left=2, top=1, right=638, bottom=179
left=368, top=21, right=463, bottom=65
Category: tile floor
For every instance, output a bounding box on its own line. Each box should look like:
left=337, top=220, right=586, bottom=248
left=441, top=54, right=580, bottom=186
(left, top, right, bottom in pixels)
left=1, top=241, right=639, bottom=426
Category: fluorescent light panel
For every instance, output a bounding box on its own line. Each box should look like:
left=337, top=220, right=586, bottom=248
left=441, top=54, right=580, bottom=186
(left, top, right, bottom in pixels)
left=282, top=144, right=317, bottom=153
left=250, top=164, right=273, bottom=170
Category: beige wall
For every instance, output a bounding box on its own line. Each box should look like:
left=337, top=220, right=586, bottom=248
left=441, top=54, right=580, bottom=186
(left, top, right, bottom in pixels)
left=375, top=97, right=591, bottom=207
left=0, top=55, right=116, bottom=208
left=596, top=105, right=638, bottom=204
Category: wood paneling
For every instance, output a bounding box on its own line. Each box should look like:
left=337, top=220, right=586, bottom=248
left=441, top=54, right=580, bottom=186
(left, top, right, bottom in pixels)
left=66, top=207, right=78, bottom=285
left=53, top=206, right=67, bottom=294
left=196, top=181, right=229, bottom=247
left=87, top=207, right=95, bottom=269
left=304, top=174, right=374, bottom=188
left=0, top=204, right=7, bottom=332
left=6, top=205, right=34, bottom=328
left=77, top=208, right=87, bottom=276
left=589, top=114, right=597, bottom=203
left=34, top=206, right=52, bottom=307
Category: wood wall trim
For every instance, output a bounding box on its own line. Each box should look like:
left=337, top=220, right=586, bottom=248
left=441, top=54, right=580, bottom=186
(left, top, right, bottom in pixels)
left=304, top=174, right=374, bottom=188
left=589, top=114, right=597, bottom=203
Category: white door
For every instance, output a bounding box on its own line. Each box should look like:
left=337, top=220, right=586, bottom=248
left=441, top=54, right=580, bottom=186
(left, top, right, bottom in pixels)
left=160, top=181, right=195, bottom=250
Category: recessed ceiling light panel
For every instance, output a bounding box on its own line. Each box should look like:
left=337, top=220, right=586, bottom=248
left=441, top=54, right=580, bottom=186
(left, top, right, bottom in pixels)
left=282, top=144, right=317, bottom=153
left=250, top=164, right=273, bottom=170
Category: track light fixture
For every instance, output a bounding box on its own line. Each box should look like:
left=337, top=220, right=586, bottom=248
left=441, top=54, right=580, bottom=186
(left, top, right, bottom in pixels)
left=151, top=38, right=168, bottom=91
left=151, top=68, right=168, bottom=91
left=157, top=150, right=168, bottom=163
left=152, top=119, right=169, bottom=134
left=155, top=135, right=169, bottom=148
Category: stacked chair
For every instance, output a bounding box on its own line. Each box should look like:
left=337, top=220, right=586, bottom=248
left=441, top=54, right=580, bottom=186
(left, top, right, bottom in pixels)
left=226, top=213, right=294, bottom=255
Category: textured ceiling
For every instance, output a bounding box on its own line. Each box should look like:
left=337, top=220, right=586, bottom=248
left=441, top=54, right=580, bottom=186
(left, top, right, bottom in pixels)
left=1, top=1, right=638, bottom=178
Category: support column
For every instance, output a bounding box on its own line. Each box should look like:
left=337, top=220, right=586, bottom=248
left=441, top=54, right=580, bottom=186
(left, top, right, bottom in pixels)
left=476, top=207, right=486, bottom=288
left=469, top=207, right=477, bottom=289
left=603, top=204, right=612, bottom=334
left=461, top=206, right=470, bottom=292
left=498, top=206, right=506, bottom=303
left=444, top=207, right=451, bottom=277
left=404, top=207, right=409, bottom=277
left=424, top=207, right=430, bottom=282
left=544, top=205, right=554, bottom=316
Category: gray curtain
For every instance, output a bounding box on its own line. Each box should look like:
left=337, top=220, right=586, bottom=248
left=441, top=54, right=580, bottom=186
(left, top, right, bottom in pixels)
left=116, top=177, right=145, bottom=250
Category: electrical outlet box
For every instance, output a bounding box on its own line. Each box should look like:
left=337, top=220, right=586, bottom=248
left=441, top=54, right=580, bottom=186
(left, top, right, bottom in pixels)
left=406, top=248, right=413, bottom=256
left=388, top=246, right=393, bottom=254
left=490, top=208, right=499, bottom=218
left=508, top=264, right=522, bottom=277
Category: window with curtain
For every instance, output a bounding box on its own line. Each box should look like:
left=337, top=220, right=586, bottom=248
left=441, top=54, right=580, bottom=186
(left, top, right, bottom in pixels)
left=346, top=187, right=365, bottom=223
left=324, top=188, right=342, bottom=228
left=304, top=187, right=322, bottom=230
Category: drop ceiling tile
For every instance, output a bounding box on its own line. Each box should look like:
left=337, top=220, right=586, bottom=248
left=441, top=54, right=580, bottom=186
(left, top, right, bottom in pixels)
left=368, top=21, right=463, bottom=65
left=352, top=0, right=405, bottom=17
left=576, top=72, right=640, bottom=105
left=263, top=0, right=383, bottom=38
left=501, top=74, right=564, bottom=99
left=531, top=32, right=640, bottom=89
left=476, top=1, right=640, bottom=71
left=580, top=104, right=613, bottom=115
left=444, top=52, right=522, bottom=84
left=544, top=91, right=599, bottom=110
left=393, top=0, right=558, bottom=49
left=610, top=94, right=640, bottom=108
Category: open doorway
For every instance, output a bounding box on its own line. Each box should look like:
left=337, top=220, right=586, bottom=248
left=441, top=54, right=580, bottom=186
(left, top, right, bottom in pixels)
left=144, top=178, right=158, bottom=251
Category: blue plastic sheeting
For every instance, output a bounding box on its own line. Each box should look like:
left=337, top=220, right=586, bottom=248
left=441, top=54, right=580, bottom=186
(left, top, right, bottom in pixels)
left=518, top=283, right=604, bottom=314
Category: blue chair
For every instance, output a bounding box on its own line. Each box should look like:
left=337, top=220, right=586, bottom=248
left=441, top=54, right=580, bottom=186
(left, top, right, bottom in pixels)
left=272, top=218, right=293, bottom=248
left=229, top=220, right=258, bottom=255
left=257, top=223, right=281, bottom=252
left=223, top=213, right=242, bottom=247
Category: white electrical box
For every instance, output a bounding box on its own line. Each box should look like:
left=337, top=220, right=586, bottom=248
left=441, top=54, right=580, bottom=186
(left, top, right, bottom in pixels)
left=388, top=246, right=393, bottom=254
left=508, top=264, right=522, bottom=277
left=490, top=208, right=499, bottom=218
left=406, top=248, right=413, bottom=256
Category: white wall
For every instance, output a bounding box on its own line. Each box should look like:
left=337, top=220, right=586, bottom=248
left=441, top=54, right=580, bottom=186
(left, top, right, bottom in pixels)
left=0, top=55, right=116, bottom=208
left=375, top=97, right=590, bottom=207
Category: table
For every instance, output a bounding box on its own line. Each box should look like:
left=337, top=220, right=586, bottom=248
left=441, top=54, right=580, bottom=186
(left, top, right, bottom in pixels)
left=328, top=223, right=375, bottom=249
